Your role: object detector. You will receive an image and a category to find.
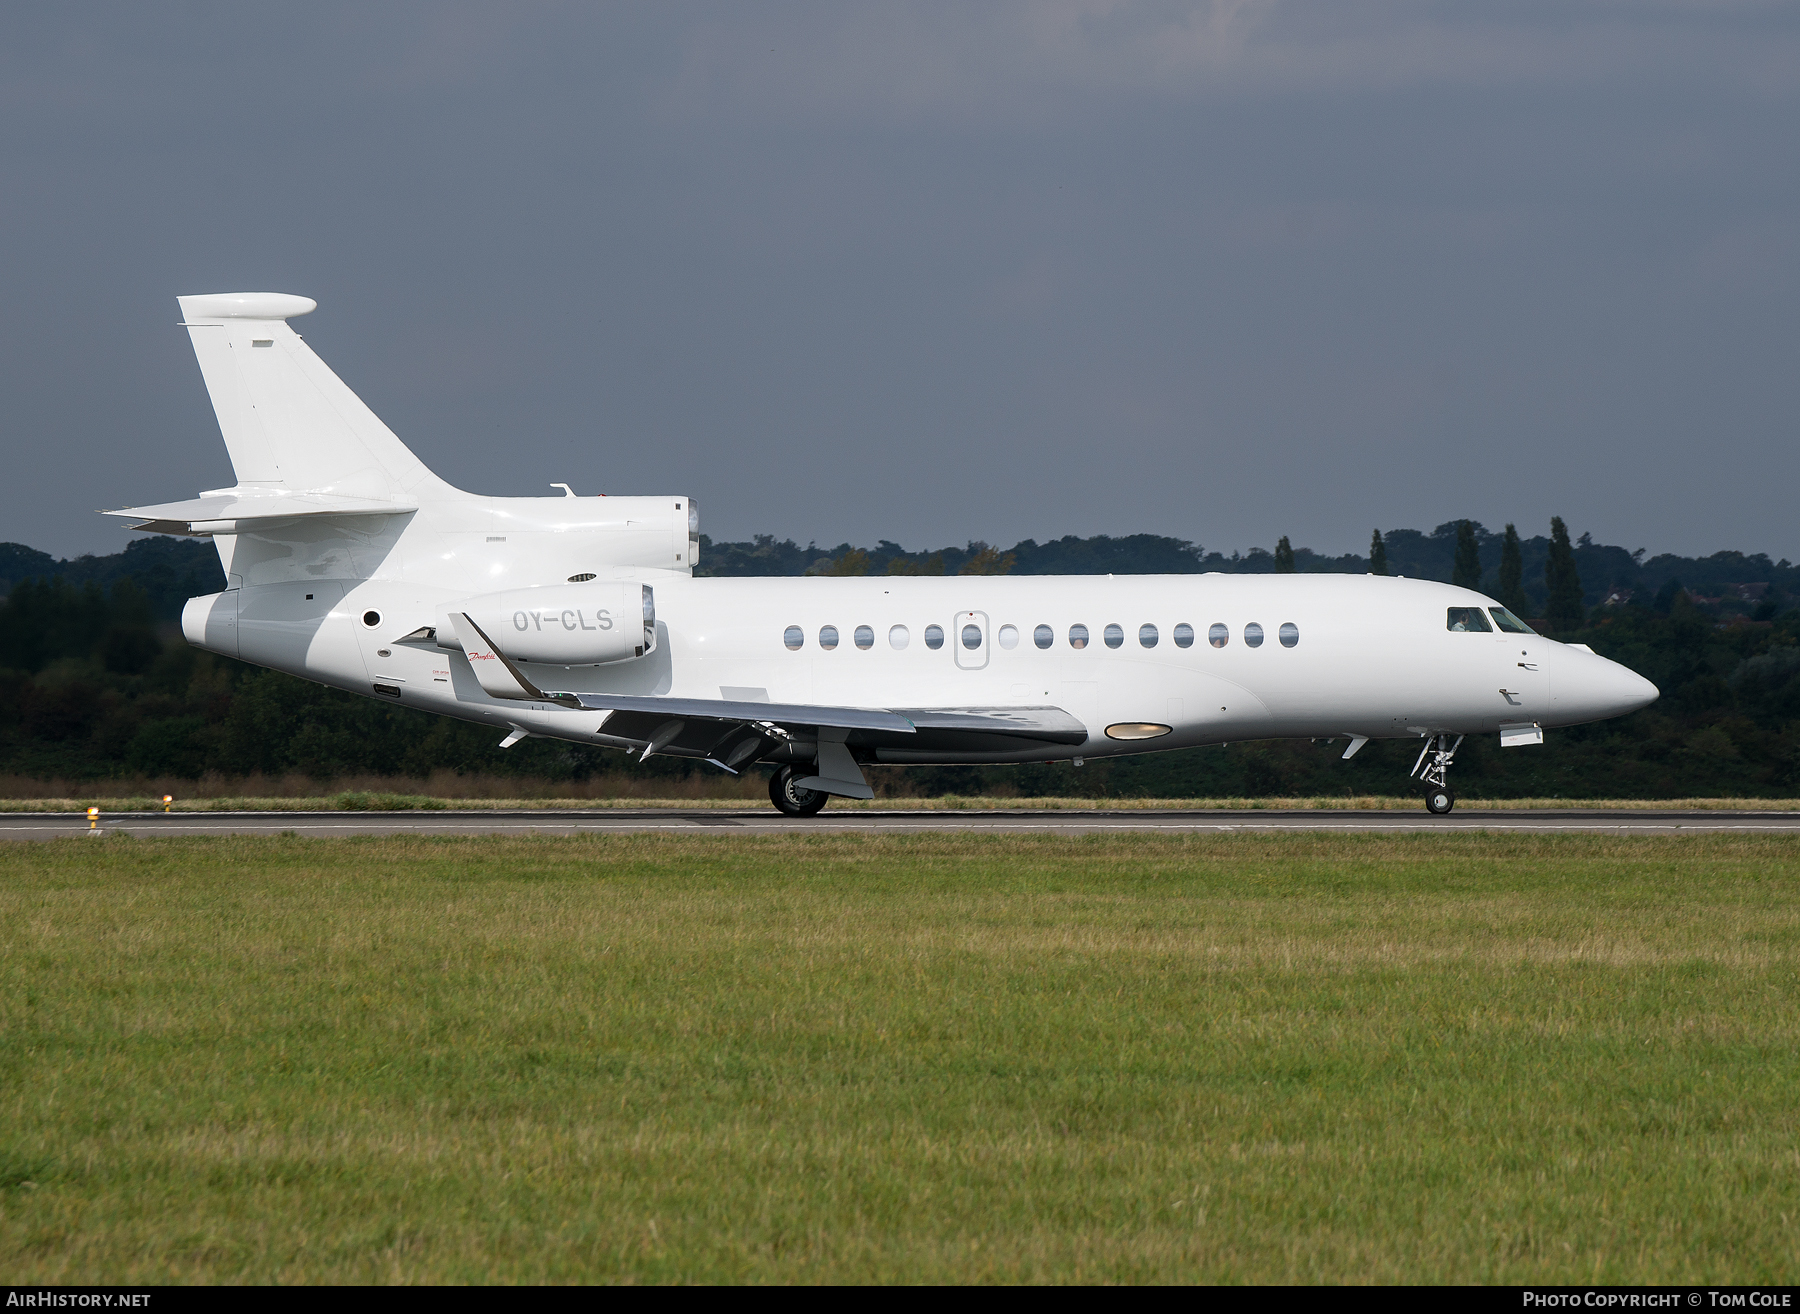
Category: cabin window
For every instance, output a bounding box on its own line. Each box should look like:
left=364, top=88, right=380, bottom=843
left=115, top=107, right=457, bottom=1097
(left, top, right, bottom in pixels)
left=820, top=625, right=840, bottom=650
left=889, top=624, right=910, bottom=650
left=1489, top=607, right=1535, bottom=634
left=784, top=625, right=804, bottom=650
left=1139, top=623, right=1159, bottom=648
left=1034, top=624, right=1053, bottom=649
left=961, top=624, right=983, bottom=650
left=1244, top=622, right=1264, bottom=648
left=1069, top=623, right=1089, bottom=649
left=1173, top=623, right=1194, bottom=648
left=854, top=624, right=875, bottom=650
left=1446, top=607, right=1492, bottom=633
left=1279, top=622, right=1299, bottom=648
left=1104, top=623, right=1124, bottom=649
left=1208, top=623, right=1228, bottom=648
left=997, top=624, right=1019, bottom=650
left=924, top=624, right=945, bottom=650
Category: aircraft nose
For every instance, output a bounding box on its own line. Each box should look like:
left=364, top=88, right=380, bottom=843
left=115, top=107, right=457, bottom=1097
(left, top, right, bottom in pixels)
left=1618, top=666, right=1660, bottom=713
left=1556, top=649, right=1658, bottom=722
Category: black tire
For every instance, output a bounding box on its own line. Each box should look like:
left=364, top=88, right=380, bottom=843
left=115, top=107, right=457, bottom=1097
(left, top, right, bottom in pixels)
left=770, top=765, right=829, bottom=817
left=1424, top=787, right=1455, bottom=815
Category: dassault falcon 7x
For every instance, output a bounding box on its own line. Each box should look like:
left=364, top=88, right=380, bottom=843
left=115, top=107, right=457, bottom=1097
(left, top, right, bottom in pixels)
left=112, top=293, right=1659, bottom=815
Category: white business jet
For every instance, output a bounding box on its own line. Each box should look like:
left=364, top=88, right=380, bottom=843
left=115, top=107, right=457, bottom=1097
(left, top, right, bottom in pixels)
left=109, top=293, right=1658, bottom=815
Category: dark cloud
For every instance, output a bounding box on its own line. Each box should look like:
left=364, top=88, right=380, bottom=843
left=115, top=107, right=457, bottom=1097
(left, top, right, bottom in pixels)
left=2, top=2, right=1796, bottom=560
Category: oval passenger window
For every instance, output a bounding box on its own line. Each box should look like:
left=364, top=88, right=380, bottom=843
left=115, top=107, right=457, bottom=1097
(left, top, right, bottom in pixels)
left=1173, top=623, right=1194, bottom=648
left=784, top=625, right=804, bottom=650
left=854, top=625, right=874, bottom=650
left=1034, top=624, right=1053, bottom=649
left=1208, top=623, right=1228, bottom=648
left=924, top=624, right=945, bottom=650
left=961, top=624, right=983, bottom=650
left=819, top=625, right=839, bottom=651
left=998, top=624, right=1019, bottom=650
left=889, top=624, right=910, bottom=650
left=1244, top=622, right=1264, bottom=648
left=1069, top=623, right=1089, bottom=650
left=1139, top=623, right=1158, bottom=648
left=1103, top=623, right=1124, bottom=649
left=1279, top=622, right=1299, bottom=648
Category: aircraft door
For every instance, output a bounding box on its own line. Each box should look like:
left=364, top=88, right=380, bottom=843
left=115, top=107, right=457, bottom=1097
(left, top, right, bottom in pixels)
left=954, top=610, right=989, bottom=671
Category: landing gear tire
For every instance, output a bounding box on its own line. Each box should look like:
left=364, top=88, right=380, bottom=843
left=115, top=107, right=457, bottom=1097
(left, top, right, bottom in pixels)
left=1425, top=787, right=1456, bottom=815
left=770, top=765, right=829, bottom=817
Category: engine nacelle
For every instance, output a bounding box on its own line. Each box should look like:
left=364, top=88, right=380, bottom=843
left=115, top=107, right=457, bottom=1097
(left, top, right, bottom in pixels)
left=438, top=582, right=655, bottom=665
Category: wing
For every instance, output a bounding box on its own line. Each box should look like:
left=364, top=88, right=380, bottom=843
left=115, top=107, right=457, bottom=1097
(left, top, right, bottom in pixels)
left=567, top=692, right=916, bottom=737
left=567, top=693, right=1086, bottom=771
left=891, top=706, right=1089, bottom=747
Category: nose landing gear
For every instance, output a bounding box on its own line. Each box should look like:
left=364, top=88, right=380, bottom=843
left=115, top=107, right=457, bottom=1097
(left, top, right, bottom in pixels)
left=1411, top=733, right=1464, bottom=815
left=769, top=764, right=829, bottom=817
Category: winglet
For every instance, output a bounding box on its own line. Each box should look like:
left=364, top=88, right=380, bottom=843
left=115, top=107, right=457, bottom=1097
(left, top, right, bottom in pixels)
left=455, top=613, right=578, bottom=707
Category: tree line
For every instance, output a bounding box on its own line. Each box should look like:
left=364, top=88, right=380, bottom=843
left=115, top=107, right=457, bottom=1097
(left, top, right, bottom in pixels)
left=699, top=521, right=1797, bottom=626
left=1, top=521, right=1797, bottom=795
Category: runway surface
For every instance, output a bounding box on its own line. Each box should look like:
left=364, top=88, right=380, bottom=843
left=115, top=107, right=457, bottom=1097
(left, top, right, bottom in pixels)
left=6, top=808, right=1800, bottom=839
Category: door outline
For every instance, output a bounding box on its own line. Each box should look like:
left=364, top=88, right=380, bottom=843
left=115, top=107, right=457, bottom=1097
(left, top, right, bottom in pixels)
left=954, top=610, right=989, bottom=671
left=1498, top=634, right=1549, bottom=720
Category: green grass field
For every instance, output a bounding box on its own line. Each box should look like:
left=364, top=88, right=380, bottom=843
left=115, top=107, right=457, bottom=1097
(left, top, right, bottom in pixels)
left=2, top=833, right=1797, bottom=1283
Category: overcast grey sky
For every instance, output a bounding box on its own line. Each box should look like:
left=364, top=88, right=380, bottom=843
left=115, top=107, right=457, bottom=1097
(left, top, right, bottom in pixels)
left=3, top=2, right=1796, bottom=561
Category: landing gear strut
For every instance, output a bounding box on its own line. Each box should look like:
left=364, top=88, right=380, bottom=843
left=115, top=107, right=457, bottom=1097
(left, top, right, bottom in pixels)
left=1411, top=733, right=1464, bottom=815
left=769, top=764, right=829, bottom=817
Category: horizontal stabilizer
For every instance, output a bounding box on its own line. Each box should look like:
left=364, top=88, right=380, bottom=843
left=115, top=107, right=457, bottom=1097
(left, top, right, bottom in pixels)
left=106, top=488, right=417, bottom=537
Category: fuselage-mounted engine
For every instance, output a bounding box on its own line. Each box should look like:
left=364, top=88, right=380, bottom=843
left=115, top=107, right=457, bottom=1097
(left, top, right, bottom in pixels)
left=438, top=582, right=655, bottom=701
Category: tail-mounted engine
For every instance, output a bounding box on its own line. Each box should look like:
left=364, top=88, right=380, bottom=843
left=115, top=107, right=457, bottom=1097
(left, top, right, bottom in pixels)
left=438, top=583, right=655, bottom=701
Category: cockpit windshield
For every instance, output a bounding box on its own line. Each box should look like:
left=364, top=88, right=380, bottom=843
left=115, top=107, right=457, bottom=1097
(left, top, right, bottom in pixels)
left=1446, top=607, right=1493, bottom=632
left=1488, top=607, right=1535, bottom=634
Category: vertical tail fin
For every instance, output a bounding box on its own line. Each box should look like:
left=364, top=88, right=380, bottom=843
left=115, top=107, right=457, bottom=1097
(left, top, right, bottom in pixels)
left=177, top=292, right=449, bottom=499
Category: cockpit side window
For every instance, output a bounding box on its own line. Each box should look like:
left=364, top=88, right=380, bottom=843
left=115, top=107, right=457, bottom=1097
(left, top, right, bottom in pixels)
left=1446, top=607, right=1493, bottom=632
left=1489, top=607, right=1535, bottom=634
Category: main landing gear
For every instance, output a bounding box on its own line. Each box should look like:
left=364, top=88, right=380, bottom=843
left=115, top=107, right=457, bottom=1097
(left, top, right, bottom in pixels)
left=769, top=764, right=829, bottom=817
left=1411, top=733, right=1464, bottom=815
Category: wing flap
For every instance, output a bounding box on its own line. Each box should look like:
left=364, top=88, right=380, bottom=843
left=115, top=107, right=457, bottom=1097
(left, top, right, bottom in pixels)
left=566, top=693, right=916, bottom=736
left=571, top=695, right=1087, bottom=765
left=892, top=706, right=1089, bottom=745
